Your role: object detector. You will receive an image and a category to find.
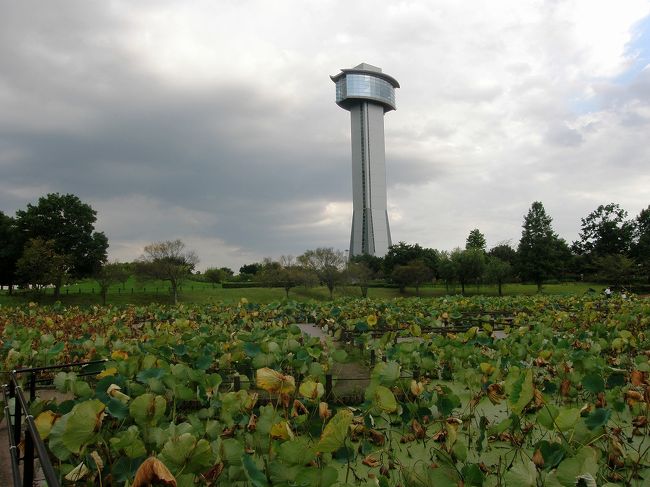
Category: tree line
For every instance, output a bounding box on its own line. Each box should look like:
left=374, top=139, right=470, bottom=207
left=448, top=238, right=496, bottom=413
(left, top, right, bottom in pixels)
left=2, top=195, right=649, bottom=302
left=231, top=201, right=650, bottom=297
left=0, top=194, right=199, bottom=304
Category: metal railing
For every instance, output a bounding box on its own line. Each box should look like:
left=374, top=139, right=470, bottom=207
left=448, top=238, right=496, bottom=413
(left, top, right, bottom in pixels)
left=2, top=359, right=106, bottom=487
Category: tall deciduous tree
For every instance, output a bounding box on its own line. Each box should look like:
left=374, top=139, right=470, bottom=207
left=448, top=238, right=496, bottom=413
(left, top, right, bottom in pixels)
left=95, top=262, right=130, bottom=305
left=258, top=256, right=307, bottom=298
left=15, top=193, right=108, bottom=296
left=573, top=203, right=634, bottom=257
left=517, top=202, right=570, bottom=292
left=383, top=242, right=438, bottom=276
left=466, top=229, right=487, bottom=251
left=451, top=248, right=485, bottom=294
left=346, top=261, right=375, bottom=298
left=204, top=267, right=234, bottom=285
left=488, top=242, right=517, bottom=267
left=135, top=240, right=198, bottom=304
left=437, top=251, right=458, bottom=292
left=298, top=248, right=346, bottom=299
left=16, top=238, right=70, bottom=292
left=238, top=263, right=262, bottom=281
left=391, top=259, right=433, bottom=295
left=631, top=205, right=650, bottom=281
left=485, top=256, right=512, bottom=296
left=0, top=211, right=21, bottom=294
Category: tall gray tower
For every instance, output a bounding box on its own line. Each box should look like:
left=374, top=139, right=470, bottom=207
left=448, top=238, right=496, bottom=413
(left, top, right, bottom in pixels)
left=331, top=63, right=399, bottom=257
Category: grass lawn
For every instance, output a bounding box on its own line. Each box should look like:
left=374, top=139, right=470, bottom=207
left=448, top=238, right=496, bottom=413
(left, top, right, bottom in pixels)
left=0, top=278, right=605, bottom=306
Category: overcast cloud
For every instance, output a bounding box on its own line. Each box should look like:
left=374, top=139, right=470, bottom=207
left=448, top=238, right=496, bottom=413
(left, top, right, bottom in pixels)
left=1, top=0, right=649, bottom=270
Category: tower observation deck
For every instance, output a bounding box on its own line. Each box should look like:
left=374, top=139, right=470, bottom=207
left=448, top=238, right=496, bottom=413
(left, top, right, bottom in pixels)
left=331, top=63, right=399, bottom=257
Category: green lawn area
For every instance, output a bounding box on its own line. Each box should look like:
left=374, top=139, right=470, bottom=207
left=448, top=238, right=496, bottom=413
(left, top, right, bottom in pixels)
left=0, top=278, right=605, bottom=306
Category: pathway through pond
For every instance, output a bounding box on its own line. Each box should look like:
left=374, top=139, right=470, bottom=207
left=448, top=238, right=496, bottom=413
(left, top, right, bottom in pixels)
left=297, top=323, right=371, bottom=401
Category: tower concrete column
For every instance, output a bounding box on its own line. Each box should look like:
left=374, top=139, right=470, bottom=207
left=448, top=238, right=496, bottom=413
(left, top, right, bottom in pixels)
left=331, top=63, right=399, bottom=257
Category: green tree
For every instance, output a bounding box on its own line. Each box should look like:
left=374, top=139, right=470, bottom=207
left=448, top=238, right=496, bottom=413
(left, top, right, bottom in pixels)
left=485, top=256, right=512, bottom=296
left=465, top=229, right=487, bottom=251
left=517, top=202, right=569, bottom=292
left=573, top=203, right=634, bottom=257
left=437, top=251, right=458, bottom=292
left=15, top=193, right=108, bottom=297
left=349, top=253, right=384, bottom=277
left=592, top=254, right=634, bottom=288
left=135, top=239, right=199, bottom=304
left=0, top=211, right=21, bottom=294
left=16, top=238, right=70, bottom=292
left=258, top=256, right=306, bottom=298
left=488, top=242, right=517, bottom=267
left=95, top=262, right=130, bottom=305
left=452, top=248, right=485, bottom=294
left=383, top=242, right=438, bottom=276
left=346, top=261, right=375, bottom=298
left=298, top=248, right=346, bottom=299
left=631, top=205, right=650, bottom=281
left=204, top=267, right=234, bottom=285
left=391, top=259, right=433, bottom=295
left=238, top=263, right=262, bottom=281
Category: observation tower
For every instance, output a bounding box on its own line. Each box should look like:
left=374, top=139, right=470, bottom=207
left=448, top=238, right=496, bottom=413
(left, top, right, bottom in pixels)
left=331, top=63, right=399, bottom=257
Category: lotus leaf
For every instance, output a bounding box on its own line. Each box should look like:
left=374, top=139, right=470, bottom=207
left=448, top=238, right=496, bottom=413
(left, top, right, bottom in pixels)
left=316, top=409, right=353, bottom=453
left=294, top=465, right=338, bottom=487
left=256, top=367, right=295, bottom=394
left=277, top=437, right=316, bottom=466
left=132, top=457, right=176, bottom=487
left=371, top=385, right=398, bottom=413
left=299, top=380, right=324, bottom=401
left=58, top=399, right=106, bottom=454
left=503, top=459, right=537, bottom=487
left=35, top=410, right=59, bottom=439
left=129, top=393, right=166, bottom=427
left=109, top=425, right=147, bottom=458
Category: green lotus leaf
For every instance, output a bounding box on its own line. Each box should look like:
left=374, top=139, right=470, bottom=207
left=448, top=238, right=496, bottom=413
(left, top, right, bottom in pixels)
left=61, top=399, right=106, bottom=454
left=555, top=408, right=580, bottom=432
left=371, top=361, right=401, bottom=386
left=277, top=437, right=316, bottom=466
left=159, top=432, right=214, bottom=473
left=135, top=367, right=166, bottom=383
left=549, top=446, right=599, bottom=487
left=372, top=385, right=398, bottom=413
left=129, top=393, right=166, bottom=427
left=268, top=461, right=302, bottom=484
left=503, top=459, right=537, bottom=487
left=294, top=465, right=338, bottom=487
left=221, top=438, right=244, bottom=466
left=242, top=454, right=269, bottom=487
left=460, top=464, right=484, bottom=486
left=53, top=371, right=77, bottom=393
left=581, top=373, right=605, bottom=394
left=537, top=404, right=559, bottom=430
left=508, top=368, right=534, bottom=415
left=47, top=415, right=72, bottom=461
left=109, top=425, right=146, bottom=458
left=316, top=409, right=353, bottom=453
left=584, top=407, right=611, bottom=430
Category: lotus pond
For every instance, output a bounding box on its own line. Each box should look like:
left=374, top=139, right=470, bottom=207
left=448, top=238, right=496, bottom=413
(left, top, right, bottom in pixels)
left=0, top=294, right=649, bottom=486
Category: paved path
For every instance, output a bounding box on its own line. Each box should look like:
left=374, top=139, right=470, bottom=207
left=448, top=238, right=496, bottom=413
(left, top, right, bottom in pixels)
left=297, top=324, right=371, bottom=400
left=0, top=417, right=14, bottom=486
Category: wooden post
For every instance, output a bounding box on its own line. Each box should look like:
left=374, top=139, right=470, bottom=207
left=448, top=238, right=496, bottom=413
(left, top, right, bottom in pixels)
left=370, top=349, right=376, bottom=365
left=234, top=375, right=241, bottom=392
left=325, top=374, right=333, bottom=400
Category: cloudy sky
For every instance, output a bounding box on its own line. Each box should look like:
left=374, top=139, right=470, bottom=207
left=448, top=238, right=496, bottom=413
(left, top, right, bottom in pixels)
left=2, top=0, right=649, bottom=271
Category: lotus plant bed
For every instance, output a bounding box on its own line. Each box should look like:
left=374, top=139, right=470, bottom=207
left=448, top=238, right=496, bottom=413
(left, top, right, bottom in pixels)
left=0, top=295, right=648, bottom=486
